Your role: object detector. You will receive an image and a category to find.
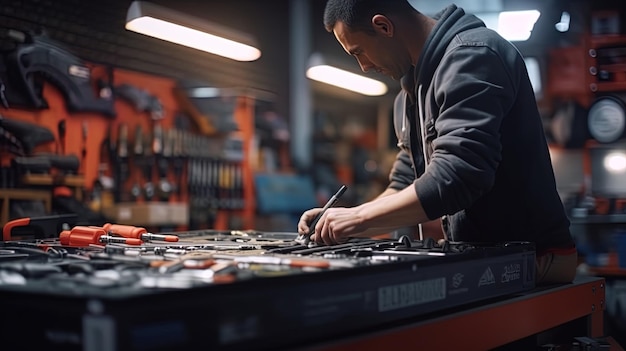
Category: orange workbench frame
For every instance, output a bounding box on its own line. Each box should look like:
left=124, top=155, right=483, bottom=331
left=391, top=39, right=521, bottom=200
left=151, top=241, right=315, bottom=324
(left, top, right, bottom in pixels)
left=302, top=275, right=606, bottom=351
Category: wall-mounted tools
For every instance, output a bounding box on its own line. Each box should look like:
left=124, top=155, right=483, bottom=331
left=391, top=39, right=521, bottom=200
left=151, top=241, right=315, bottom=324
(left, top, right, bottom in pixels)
left=131, top=125, right=144, bottom=201
left=94, top=122, right=190, bottom=204
left=182, top=129, right=246, bottom=228
left=173, top=81, right=239, bottom=135
left=0, top=116, right=55, bottom=155
left=171, top=128, right=185, bottom=198
left=11, top=153, right=80, bottom=175
left=142, top=127, right=155, bottom=201
left=130, top=124, right=156, bottom=201
left=57, top=120, right=66, bottom=154
left=0, top=29, right=115, bottom=116
left=152, top=123, right=172, bottom=201
left=114, top=83, right=164, bottom=121
left=112, top=123, right=130, bottom=203
left=1, top=116, right=82, bottom=187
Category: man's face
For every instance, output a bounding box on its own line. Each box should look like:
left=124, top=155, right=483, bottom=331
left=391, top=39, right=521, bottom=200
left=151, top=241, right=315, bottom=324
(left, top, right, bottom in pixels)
left=333, top=20, right=405, bottom=80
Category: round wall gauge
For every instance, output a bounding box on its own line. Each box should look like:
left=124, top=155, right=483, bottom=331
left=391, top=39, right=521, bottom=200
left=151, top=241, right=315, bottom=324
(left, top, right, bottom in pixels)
left=587, top=96, right=626, bottom=143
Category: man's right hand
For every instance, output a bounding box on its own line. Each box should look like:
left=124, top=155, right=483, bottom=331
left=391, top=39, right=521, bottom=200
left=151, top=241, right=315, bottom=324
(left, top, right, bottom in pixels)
left=297, top=207, right=323, bottom=238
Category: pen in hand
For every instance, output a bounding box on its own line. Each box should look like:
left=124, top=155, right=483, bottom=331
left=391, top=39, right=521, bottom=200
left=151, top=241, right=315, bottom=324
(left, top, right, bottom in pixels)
left=296, top=184, right=348, bottom=245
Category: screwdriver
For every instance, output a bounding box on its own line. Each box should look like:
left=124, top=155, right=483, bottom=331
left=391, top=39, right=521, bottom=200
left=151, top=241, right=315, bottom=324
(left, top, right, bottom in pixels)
left=59, top=226, right=142, bottom=246
left=102, top=223, right=179, bottom=242
left=295, top=184, right=348, bottom=245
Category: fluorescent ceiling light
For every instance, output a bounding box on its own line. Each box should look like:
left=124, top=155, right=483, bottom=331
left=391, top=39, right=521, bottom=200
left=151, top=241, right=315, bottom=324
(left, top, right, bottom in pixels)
left=126, top=1, right=261, bottom=62
left=555, top=11, right=570, bottom=33
left=306, top=54, right=388, bottom=96
left=604, top=152, right=626, bottom=173
left=307, top=65, right=388, bottom=96
left=497, top=10, right=541, bottom=41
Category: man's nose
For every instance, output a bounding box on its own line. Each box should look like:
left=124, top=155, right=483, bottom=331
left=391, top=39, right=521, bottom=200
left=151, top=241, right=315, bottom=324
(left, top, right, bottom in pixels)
left=357, top=59, right=373, bottom=73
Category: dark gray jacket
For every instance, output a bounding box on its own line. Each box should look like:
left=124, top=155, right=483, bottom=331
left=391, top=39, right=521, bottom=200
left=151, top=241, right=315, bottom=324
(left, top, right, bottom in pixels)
left=389, top=5, right=574, bottom=252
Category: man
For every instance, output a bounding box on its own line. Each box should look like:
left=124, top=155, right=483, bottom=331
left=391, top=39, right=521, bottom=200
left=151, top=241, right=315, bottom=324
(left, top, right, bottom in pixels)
left=297, top=0, right=577, bottom=284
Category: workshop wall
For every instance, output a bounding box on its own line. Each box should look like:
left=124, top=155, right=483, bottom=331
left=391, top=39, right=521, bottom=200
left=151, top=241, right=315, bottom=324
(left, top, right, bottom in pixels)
left=2, top=68, right=260, bottom=231
left=0, top=0, right=289, bottom=230
left=1, top=68, right=178, bottom=191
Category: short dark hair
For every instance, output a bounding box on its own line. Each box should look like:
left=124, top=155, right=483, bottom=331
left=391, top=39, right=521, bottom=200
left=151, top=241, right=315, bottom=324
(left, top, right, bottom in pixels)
left=323, top=0, right=415, bottom=34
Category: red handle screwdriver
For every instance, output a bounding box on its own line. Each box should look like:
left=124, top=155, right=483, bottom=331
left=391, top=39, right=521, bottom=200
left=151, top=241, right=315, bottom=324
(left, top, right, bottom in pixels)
left=102, top=223, right=179, bottom=242
left=59, top=226, right=142, bottom=246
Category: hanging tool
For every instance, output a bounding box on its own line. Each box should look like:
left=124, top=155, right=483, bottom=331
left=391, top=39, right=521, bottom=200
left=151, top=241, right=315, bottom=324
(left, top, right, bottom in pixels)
left=59, top=226, right=142, bottom=246
left=0, top=29, right=116, bottom=116
left=153, top=124, right=172, bottom=201
left=142, top=127, right=155, bottom=201
left=57, top=119, right=65, bottom=154
left=102, top=223, right=179, bottom=242
left=130, top=124, right=144, bottom=201
left=92, top=124, right=115, bottom=210
left=114, top=83, right=164, bottom=121
left=81, top=121, right=88, bottom=172
left=172, top=128, right=185, bottom=199
left=113, top=123, right=129, bottom=203
left=0, top=116, right=55, bottom=155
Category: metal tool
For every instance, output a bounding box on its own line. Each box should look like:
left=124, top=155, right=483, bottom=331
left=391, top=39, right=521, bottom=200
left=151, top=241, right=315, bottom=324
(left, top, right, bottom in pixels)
left=2, top=214, right=78, bottom=241
left=103, top=223, right=179, bottom=242
left=295, top=185, right=347, bottom=245
left=59, top=226, right=142, bottom=247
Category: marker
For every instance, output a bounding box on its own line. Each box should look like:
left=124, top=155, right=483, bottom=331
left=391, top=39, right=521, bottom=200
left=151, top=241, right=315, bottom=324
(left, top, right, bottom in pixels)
left=295, top=185, right=347, bottom=245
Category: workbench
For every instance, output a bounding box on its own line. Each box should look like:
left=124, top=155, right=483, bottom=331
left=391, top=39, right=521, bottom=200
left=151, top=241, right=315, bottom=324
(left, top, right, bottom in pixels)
left=302, top=275, right=609, bottom=351
left=0, top=234, right=614, bottom=351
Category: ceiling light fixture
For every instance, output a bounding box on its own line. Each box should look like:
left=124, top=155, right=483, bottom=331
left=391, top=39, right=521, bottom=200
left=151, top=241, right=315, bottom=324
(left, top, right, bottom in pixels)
left=125, top=1, right=261, bottom=62
left=555, top=11, right=570, bottom=33
left=497, top=10, right=541, bottom=41
left=306, top=53, right=388, bottom=96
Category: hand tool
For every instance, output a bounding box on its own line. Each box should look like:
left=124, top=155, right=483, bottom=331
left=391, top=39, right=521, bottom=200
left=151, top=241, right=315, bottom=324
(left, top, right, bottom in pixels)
left=153, top=257, right=216, bottom=274
left=57, top=119, right=65, bottom=154
left=142, top=128, right=155, bottom=201
left=130, top=124, right=143, bottom=200
left=0, top=116, right=55, bottom=155
left=154, top=124, right=173, bottom=201
left=2, top=214, right=78, bottom=241
left=295, top=185, right=347, bottom=245
left=114, top=83, right=164, bottom=121
left=113, top=123, right=129, bottom=202
left=81, top=121, right=88, bottom=168
left=171, top=128, right=185, bottom=198
left=102, top=223, right=179, bottom=242
left=211, top=253, right=356, bottom=269
left=1, top=30, right=116, bottom=116
left=59, top=226, right=142, bottom=247
left=12, top=153, right=80, bottom=174
left=149, top=252, right=215, bottom=273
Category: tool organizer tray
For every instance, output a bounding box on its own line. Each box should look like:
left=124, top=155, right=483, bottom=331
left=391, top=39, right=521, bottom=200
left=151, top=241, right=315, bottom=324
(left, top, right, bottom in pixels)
left=0, top=230, right=536, bottom=351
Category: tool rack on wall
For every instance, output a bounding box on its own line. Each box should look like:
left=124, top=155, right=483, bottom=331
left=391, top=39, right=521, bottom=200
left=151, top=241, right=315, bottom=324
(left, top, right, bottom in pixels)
left=0, top=63, right=258, bottom=231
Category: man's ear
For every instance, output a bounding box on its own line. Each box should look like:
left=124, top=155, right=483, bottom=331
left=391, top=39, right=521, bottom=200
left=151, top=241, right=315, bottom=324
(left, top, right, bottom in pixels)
left=372, top=14, right=394, bottom=36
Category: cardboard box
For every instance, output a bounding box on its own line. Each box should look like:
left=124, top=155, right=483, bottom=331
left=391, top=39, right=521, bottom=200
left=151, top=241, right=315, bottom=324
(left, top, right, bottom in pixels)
left=103, top=203, right=189, bottom=226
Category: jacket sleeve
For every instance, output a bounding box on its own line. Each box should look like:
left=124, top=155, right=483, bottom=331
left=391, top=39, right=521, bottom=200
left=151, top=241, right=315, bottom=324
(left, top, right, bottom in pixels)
left=388, top=149, right=415, bottom=191
left=387, top=90, right=417, bottom=191
left=415, top=43, right=517, bottom=219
